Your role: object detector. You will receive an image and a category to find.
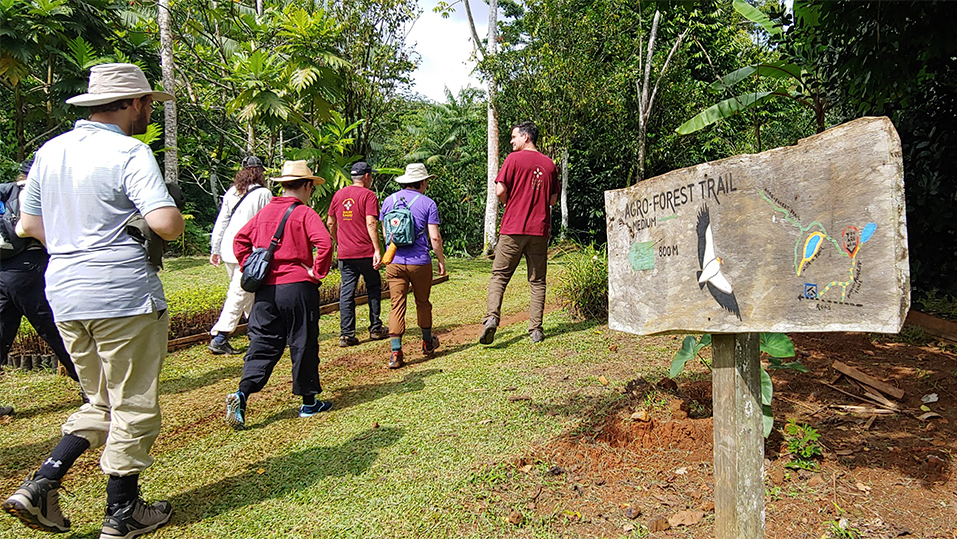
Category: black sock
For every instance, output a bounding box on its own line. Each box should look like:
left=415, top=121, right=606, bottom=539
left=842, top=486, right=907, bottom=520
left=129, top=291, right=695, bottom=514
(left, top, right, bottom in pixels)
left=37, top=434, right=90, bottom=481
left=106, top=474, right=139, bottom=507
left=302, top=394, right=316, bottom=406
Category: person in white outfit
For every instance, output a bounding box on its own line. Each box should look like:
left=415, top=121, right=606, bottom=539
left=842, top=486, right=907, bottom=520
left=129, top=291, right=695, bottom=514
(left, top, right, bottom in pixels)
left=208, top=156, right=273, bottom=354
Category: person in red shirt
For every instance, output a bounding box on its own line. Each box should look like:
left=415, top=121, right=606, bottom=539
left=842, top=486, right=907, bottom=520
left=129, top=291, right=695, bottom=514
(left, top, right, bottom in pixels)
left=480, top=121, right=559, bottom=345
left=327, top=162, right=388, bottom=347
left=225, top=160, right=334, bottom=430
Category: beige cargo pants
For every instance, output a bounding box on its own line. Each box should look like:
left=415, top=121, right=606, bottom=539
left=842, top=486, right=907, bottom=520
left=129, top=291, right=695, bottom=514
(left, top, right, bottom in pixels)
left=56, top=310, right=168, bottom=476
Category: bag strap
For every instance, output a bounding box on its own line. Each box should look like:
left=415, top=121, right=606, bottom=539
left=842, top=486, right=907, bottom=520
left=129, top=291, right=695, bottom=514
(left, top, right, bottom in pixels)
left=229, top=185, right=263, bottom=219
left=266, top=201, right=302, bottom=253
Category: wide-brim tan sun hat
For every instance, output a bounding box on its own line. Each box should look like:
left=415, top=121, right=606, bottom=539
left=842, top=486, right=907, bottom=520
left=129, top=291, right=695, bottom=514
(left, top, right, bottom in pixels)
left=395, top=163, right=435, bottom=184
left=272, top=160, right=325, bottom=186
left=66, top=63, right=174, bottom=107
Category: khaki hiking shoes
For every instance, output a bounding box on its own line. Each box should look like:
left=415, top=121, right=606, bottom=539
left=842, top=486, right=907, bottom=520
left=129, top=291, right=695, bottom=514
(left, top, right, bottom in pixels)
left=99, top=497, right=172, bottom=539
left=2, top=472, right=71, bottom=533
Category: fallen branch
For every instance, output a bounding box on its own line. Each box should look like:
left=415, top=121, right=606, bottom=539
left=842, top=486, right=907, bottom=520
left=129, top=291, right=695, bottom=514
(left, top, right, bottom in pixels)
left=821, top=382, right=900, bottom=413
left=828, top=405, right=896, bottom=415
left=831, top=361, right=904, bottom=400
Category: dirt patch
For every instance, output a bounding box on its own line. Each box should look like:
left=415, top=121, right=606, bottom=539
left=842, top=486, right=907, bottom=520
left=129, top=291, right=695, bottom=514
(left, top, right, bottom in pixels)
left=468, top=330, right=957, bottom=538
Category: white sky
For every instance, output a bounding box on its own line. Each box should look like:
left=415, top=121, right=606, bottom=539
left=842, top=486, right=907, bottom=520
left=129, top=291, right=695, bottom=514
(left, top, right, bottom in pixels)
left=407, top=0, right=491, bottom=102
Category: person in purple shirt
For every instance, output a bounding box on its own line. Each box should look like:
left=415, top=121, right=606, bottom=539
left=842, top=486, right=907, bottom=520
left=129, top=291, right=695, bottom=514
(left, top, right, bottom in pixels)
left=378, top=163, right=446, bottom=369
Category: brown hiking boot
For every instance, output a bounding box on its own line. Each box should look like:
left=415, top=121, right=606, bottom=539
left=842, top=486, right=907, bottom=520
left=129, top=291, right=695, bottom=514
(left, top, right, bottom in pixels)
left=369, top=326, right=389, bottom=340
left=388, top=350, right=404, bottom=369
left=2, top=472, right=71, bottom=533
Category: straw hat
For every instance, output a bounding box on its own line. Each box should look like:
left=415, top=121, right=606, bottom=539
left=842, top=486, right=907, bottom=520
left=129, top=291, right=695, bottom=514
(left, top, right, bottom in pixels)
left=66, top=63, right=173, bottom=107
left=395, top=163, right=435, bottom=184
left=272, top=160, right=325, bottom=185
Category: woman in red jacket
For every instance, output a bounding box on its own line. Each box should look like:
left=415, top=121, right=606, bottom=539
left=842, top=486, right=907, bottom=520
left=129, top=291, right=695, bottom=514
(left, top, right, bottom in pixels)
left=225, top=160, right=334, bottom=429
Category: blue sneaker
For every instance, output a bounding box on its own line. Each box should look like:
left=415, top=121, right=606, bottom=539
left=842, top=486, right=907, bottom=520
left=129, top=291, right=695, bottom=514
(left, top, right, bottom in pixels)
left=225, top=392, right=245, bottom=430
left=299, top=400, right=333, bottom=417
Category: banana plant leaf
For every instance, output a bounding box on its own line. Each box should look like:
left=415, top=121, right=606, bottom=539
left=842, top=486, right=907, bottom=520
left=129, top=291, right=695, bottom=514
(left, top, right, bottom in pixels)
left=710, top=62, right=803, bottom=91
left=733, top=0, right=782, bottom=37
left=675, top=91, right=772, bottom=135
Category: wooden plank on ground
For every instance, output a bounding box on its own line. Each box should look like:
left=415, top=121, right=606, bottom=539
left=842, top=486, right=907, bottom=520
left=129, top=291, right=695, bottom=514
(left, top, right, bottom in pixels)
left=831, top=360, right=904, bottom=400
left=904, top=310, right=957, bottom=344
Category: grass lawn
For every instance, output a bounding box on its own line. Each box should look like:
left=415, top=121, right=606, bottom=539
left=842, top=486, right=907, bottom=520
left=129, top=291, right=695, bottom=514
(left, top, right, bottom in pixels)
left=0, top=256, right=675, bottom=539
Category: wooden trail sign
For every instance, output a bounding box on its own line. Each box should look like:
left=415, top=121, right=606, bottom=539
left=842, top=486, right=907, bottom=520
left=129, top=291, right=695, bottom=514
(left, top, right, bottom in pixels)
left=605, top=116, right=909, bottom=336
left=604, top=117, right=909, bottom=539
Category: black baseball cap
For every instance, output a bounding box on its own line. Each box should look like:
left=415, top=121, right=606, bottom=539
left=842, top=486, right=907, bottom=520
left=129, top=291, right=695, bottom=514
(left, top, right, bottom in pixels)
left=350, top=161, right=374, bottom=176
left=241, top=156, right=264, bottom=169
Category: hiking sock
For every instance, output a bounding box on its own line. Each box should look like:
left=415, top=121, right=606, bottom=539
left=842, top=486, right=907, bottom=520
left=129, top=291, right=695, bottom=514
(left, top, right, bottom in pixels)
left=390, top=337, right=402, bottom=352
left=37, top=434, right=90, bottom=481
left=302, top=394, right=316, bottom=406
left=106, top=474, right=139, bottom=507
left=421, top=327, right=432, bottom=343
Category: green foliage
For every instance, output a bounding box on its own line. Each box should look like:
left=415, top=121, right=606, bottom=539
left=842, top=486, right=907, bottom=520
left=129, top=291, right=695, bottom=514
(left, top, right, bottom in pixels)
left=376, top=88, right=488, bottom=255
left=670, top=332, right=803, bottom=437
left=287, top=111, right=364, bottom=216
left=131, top=122, right=163, bottom=147
left=555, top=244, right=608, bottom=320
left=670, top=334, right=712, bottom=378
left=166, top=213, right=206, bottom=257
left=783, top=419, right=822, bottom=471
left=677, top=0, right=830, bottom=136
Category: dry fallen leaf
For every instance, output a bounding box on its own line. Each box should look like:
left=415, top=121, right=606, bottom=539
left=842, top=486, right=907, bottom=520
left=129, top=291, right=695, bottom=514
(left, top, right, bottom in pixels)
left=598, top=375, right=609, bottom=386
left=506, top=510, right=523, bottom=525
left=918, top=412, right=943, bottom=420
left=257, top=468, right=265, bottom=475
left=668, top=510, right=705, bottom=527
left=648, top=516, right=670, bottom=532
left=631, top=410, right=651, bottom=422
left=855, top=482, right=871, bottom=493
left=675, top=467, right=688, bottom=475
left=519, top=464, right=534, bottom=474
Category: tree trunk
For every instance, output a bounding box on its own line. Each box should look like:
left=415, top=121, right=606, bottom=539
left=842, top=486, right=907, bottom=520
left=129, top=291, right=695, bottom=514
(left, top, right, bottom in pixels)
left=560, top=147, right=568, bottom=240
left=481, top=0, right=500, bottom=255
left=247, top=123, right=255, bottom=154
left=211, top=125, right=225, bottom=207
left=158, top=0, right=178, bottom=184
left=634, top=10, right=687, bottom=184
left=14, top=84, right=25, bottom=162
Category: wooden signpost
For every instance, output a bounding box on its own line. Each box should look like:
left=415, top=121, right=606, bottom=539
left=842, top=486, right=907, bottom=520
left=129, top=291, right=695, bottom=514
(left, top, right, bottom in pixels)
left=604, top=117, right=909, bottom=538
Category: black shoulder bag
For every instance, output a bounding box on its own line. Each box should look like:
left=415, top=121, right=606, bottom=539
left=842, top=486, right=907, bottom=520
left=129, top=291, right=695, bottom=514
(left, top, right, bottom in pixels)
left=240, top=201, right=301, bottom=292
left=229, top=185, right=263, bottom=219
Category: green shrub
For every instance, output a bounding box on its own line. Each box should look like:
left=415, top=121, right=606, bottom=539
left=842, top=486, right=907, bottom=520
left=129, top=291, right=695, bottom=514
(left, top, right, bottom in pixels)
left=783, top=419, right=823, bottom=470
left=556, top=244, right=608, bottom=320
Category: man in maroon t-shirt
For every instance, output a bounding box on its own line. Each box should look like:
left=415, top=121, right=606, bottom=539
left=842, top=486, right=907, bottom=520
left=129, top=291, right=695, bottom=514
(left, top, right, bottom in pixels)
left=480, top=121, right=560, bottom=345
left=327, top=162, right=388, bottom=346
